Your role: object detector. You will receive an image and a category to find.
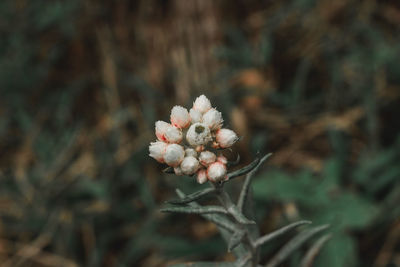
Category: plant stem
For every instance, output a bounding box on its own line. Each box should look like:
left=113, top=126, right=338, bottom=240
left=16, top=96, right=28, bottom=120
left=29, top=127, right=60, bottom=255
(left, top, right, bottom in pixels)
left=213, top=182, right=260, bottom=267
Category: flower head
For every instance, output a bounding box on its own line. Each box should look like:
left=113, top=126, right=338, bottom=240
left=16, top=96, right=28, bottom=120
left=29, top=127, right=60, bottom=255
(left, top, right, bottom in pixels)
left=164, top=125, right=183, bottom=143
left=203, top=108, right=223, bottom=130
left=193, top=95, right=212, bottom=114
left=189, top=108, right=203, bottom=124
left=180, top=156, right=200, bottom=175
left=164, top=144, right=185, bottom=167
left=185, top=148, right=197, bottom=158
left=186, top=123, right=212, bottom=146
left=171, top=106, right=191, bottom=128
left=155, top=121, right=170, bottom=142
left=149, top=141, right=167, bottom=163
left=207, top=162, right=227, bottom=182
left=196, top=169, right=208, bottom=184
left=216, top=128, right=239, bottom=148
left=199, top=150, right=216, bottom=167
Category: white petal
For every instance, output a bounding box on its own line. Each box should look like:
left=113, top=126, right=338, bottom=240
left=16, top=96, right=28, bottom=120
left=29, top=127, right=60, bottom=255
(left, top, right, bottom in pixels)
left=149, top=141, right=167, bottom=163
left=193, top=95, right=212, bottom=114
left=170, top=106, right=191, bottom=128
left=199, top=151, right=216, bottom=167
left=216, top=128, right=238, bottom=148
left=164, top=144, right=185, bottom=167
left=180, top=156, right=200, bottom=175
left=189, top=108, right=203, bottom=123
left=186, top=123, right=212, bottom=146
left=203, top=108, right=223, bottom=130
left=207, top=162, right=227, bottom=182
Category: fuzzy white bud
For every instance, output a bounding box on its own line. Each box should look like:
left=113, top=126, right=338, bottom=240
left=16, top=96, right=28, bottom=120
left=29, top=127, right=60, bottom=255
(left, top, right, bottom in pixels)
left=196, top=169, right=208, bottom=184
left=185, top=148, right=197, bottom=158
left=207, top=162, right=227, bottom=182
left=164, top=126, right=183, bottom=143
left=217, top=155, right=228, bottom=164
left=199, top=151, right=216, bottom=167
left=155, top=121, right=170, bottom=142
left=170, top=106, right=191, bottom=128
left=216, top=128, right=239, bottom=148
left=180, top=156, right=200, bottom=175
left=149, top=141, right=167, bottom=163
left=164, top=144, right=185, bottom=167
left=203, top=108, right=223, bottom=130
left=189, top=108, right=203, bottom=123
left=193, top=95, right=212, bottom=114
left=186, top=123, right=212, bottom=146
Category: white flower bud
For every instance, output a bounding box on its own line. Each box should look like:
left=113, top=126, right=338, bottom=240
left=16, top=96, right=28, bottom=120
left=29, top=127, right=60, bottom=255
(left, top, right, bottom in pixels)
left=174, top=167, right=183, bottom=176
left=186, top=123, right=212, bottom=146
left=199, top=151, right=216, bottom=167
left=207, top=162, right=227, bottom=182
left=217, top=155, right=228, bottom=164
left=193, top=94, right=212, bottom=114
left=149, top=141, right=167, bottom=163
left=203, top=108, right=223, bottom=130
left=216, top=128, right=239, bottom=148
left=180, top=156, right=200, bottom=175
left=164, top=144, right=185, bottom=167
left=196, top=169, right=208, bottom=184
left=164, top=126, right=183, bottom=143
left=155, top=121, right=170, bottom=142
left=189, top=108, right=203, bottom=123
left=170, top=106, right=191, bottom=128
left=185, top=148, right=197, bottom=158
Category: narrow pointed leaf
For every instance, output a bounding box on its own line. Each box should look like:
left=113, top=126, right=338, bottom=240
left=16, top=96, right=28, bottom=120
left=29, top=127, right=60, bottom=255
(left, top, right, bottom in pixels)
left=237, top=153, right=272, bottom=213
left=264, top=224, right=330, bottom=267
left=255, top=220, right=312, bottom=247
left=300, top=234, right=332, bottom=267
left=228, top=206, right=256, bottom=225
left=235, top=253, right=251, bottom=267
left=161, top=205, right=228, bottom=215
left=226, top=157, right=261, bottom=181
left=168, top=188, right=216, bottom=205
left=228, top=230, right=245, bottom=252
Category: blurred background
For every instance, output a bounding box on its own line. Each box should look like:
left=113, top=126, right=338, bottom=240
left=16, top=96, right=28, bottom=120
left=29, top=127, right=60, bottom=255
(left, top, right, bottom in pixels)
left=0, top=0, right=400, bottom=266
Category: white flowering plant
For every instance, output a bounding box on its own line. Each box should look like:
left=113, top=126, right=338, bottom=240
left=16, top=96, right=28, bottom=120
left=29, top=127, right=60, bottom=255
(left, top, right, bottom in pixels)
left=149, top=95, right=330, bottom=267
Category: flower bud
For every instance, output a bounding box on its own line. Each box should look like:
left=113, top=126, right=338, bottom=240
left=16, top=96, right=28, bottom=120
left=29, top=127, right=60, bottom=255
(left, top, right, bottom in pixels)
left=180, top=156, right=200, bottom=175
left=186, top=123, right=212, bottom=146
left=193, top=95, right=211, bottom=114
left=170, top=106, right=191, bottom=128
left=207, top=162, right=227, bottom=182
left=164, top=144, right=185, bottom=167
left=217, top=155, right=228, bottom=164
left=185, top=148, right=197, bottom=158
left=174, top=166, right=183, bottom=176
left=203, top=108, right=223, bottom=130
left=199, top=151, right=216, bottom=167
left=216, top=128, right=238, bottom=148
left=155, top=121, right=170, bottom=141
left=196, top=169, right=208, bottom=184
left=189, top=108, right=203, bottom=123
left=149, top=141, right=167, bottom=163
left=164, top=126, right=183, bottom=143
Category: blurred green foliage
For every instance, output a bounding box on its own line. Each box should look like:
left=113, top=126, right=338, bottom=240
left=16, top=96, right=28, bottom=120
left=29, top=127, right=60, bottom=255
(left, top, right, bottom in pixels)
left=0, top=0, right=399, bottom=266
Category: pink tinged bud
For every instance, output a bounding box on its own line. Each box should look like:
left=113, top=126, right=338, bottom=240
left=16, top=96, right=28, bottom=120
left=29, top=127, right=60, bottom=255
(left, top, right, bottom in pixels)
left=149, top=141, right=167, bottom=163
left=155, top=121, right=170, bottom=141
left=217, top=155, right=228, bottom=164
left=193, top=94, right=212, bottom=114
left=164, top=144, right=185, bottom=167
left=203, top=108, right=223, bottom=130
left=216, top=128, right=239, bottom=148
left=207, top=162, right=227, bottom=183
left=196, top=169, right=208, bottom=184
left=174, top=167, right=183, bottom=176
left=185, top=148, right=197, bottom=157
left=180, top=156, right=200, bottom=175
left=189, top=108, right=203, bottom=123
left=170, top=106, right=191, bottom=128
left=164, top=126, right=183, bottom=143
left=186, top=123, right=212, bottom=146
left=199, top=151, right=216, bottom=167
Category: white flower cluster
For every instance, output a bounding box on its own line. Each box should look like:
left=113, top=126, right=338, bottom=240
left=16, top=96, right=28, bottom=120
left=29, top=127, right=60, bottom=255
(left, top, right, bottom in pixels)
left=149, top=95, right=239, bottom=183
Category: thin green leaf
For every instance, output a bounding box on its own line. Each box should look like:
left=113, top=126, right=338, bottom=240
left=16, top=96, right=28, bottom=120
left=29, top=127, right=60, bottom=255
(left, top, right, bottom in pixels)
left=300, top=234, right=332, bottom=267
left=168, top=188, right=216, bottom=205
left=264, top=224, right=330, bottom=267
left=228, top=205, right=256, bottom=225
left=228, top=230, right=245, bottom=252
left=255, top=220, right=312, bottom=247
left=226, top=156, right=261, bottom=181
left=237, top=153, right=272, bottom=213
left=235, top=253, right=252, bottom=267
left=161, top=205, right=228, bottom=215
